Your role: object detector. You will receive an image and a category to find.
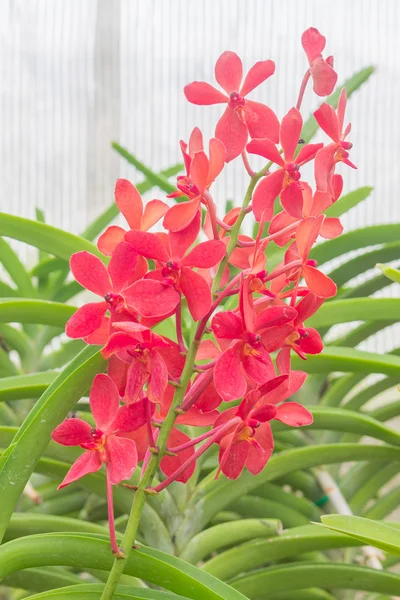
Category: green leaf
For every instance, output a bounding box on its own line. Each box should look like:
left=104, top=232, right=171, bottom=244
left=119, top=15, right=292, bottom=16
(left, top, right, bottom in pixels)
left=0, top=236, right=36, bottom=297
left=112, top=143, right=180, bottom=195
left=0, top=533, right=248, bottom=600
left=328, top=242, right=400, bottom=288
left=82, top=162, right=183, bottom=242
left=26, top=583, right=194, bottom=600
left=179, top=519, right=281, bottom=564
left=291, top=346, right=400, bottom=377
left=1, top=566, right=83, bottom=594
left=0, top=298, right=76, bottom=326
left=320, top=516, right=400, bottom=557
left=377, top=263, right=400, bottom=284
left=273, top=406, right=400, bottom=447
left=311, top=224, right=400, bottom=265
left=202, top=524, right=367, bottom=581
left=0, top=323, right=34, bottom=361
left=300, top=66, right=374, bottom=143
left=177, top=444, right=400, bottom=546
left=325, top=186, right=373, bottom=218
left=0, top=346, right=106, bottom=542
left=0, top=213, right=105, bottom=262
left=230, top=562, right=400, bottom=598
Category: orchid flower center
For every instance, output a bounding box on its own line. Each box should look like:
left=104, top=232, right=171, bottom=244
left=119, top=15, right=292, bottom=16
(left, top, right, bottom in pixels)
left=104, top=292, right=125, bottom=312
left=177, top=175, right=200, bottom=198
left=228, top=91, right=245, bottom=110
left=285, top=163, right=301, bottom=183
left=81, top=427, right=107, bottom=454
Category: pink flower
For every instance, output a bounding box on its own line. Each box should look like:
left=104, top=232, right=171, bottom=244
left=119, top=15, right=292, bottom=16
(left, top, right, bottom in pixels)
left=97, top=179, right=168, bottom=256
left=314, top=88, right=356, bottom=194
left=52, top=374, right=149, bottom=488
left=247, top=108, right=323, bottom=221
left=301, top=27, right=338, bottom=96
left=184, top=51, right=279, bottom=162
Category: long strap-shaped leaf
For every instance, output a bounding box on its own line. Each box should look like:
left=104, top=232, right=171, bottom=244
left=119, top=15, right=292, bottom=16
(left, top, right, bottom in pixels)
left=230, top=562, right=400, bottom=598
left=0, top=533, right=249, bottom=600
left=0, top=298, right=75, bottom=326
left=308, top=298, right=400, bottom=328
left=0, top=213, right=105, bottom=262
left=291, top=346, right=400, bottom=376
left=177, top=444, right=400, bottom=548
left=27, top=583, right=193, bottom=600
left=0, top=346, right=106, bottom=542
left=202, top=524, right=369, bottom=580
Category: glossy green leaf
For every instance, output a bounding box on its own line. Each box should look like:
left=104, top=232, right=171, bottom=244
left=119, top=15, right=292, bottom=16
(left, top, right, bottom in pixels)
left=291, top=346, right=400, bottom=377
left=0, top=213, right=104, bottom=262
left=308, top=298, right=400, bottom=328
left=0, top=346, right=106, bottom=542
left=273, top=406, right=400, bottom=446
left=1, top=566, right=83, bottom=593
left=202, top=524, right=365, bottom=581
left=111, top=143, right=179, bottom=195
left=0, top=323, right=33, bottom=360
left=0, top=236, right=36, bottom=297
left=320, top=515, right=400, bottom=556
left=180, top=519, right=281, bottom=564
left=27, top=584, right=193, bottom=600
left=0, top=298, right=76, bottom=326
left=324, top=186, right=373, bottom=218
left=177, top=444, right=400, bottom=546
left=311, top=224, right=400, bottom=265
left=231, top=562, right=400, bottom=598
left=329, top=242, right=400, bottom=288
left=377, top=263, right=400, bottom=284
left=0, top=533, right=248, bottom=600
left=4, top=513, right=109, bottom=541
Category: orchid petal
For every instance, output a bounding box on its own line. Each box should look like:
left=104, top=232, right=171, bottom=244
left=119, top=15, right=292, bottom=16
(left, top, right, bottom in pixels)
left=244, top=100, right=280, bottom=143
left=160, top=428, right=196, bottom=483
left=320, top=216, right=343, bottom=239
left=184, top=81, right=228, bottom=105
left=70, top=252, right=111, bottom=296
left=141, top=199, right=169, bottom=231
left=97, top=225, right=126, bottom=256
left=303, top=264, right=337, bottom=298
left=125, top=230, right=170, bottom=262
left=211, top=310, right=244, bottom=340
left=246, top=137, right=284, bottom=166
left=275, top=401, right=313, bottom=426
left=58, top=451, right=102, bottom=489
left=252, top=169, right=285, bottom=222
left=65, top=302, right=107, bottom=339
left=240, top=59, right=275, bottom=97
left=280, top=107, right=302, bottom=162
left=106, top=435, right=138, bottom=484
left=314, top=103, right=339, bottom=142
left=169, top=210, right=201, bottom=257
left=114, top=179, right=143, bottom=230
left=182, top=239, right=225, bottom=268
left=52, top=418, right=92, bottom=447
left=125, top=280, right=180, bottom=318
left=90, top=373, right=120, bottom=431
left=215, top=51, right=243, bottom=94
left=147, top=350, right=168, bottom=403
left=301, top=27, right=326, bottom=63
left=214, top=344, right=247, bottom=401
left=188, top=127, right=204, bottom=155
left=247, top=422, right=274, bottom=475
left=215, top=106, right=248, bottom=163
left=208, top=137, right=226, bottom=183
left=311, top=61, right=338, bottom=97
left=280, top=184, right=304, bottom=219
left=163, top=197, right=201, bottom=233
left=108, top=241, right=138, bottom=292
left=190, top=151, right=209, bottom=193
left=110, top=397, right=150, bottom=433
left=179, top=267, right=212, bottom=321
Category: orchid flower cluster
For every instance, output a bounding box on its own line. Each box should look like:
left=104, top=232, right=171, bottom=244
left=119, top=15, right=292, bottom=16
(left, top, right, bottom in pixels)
left=52, top=27, right=355, bottom=555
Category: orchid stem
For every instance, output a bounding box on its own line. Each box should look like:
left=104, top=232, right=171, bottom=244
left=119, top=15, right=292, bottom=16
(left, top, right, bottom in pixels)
left=203, top=191, right=220, bottom=240
left=241, top=150, right=256, bottom=177
left=296, top=70, right=311, bottom=111
left=106, top=465, right=122, bottom=557
left=175, top=302, right=187, bottom=353
left=168, top=425, right=224, bottom=453
left=146, top=400, right=157, bottom=450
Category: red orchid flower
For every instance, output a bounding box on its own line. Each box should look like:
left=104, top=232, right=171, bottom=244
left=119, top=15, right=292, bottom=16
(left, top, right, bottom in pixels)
left=214, top=381, right=313, bottom=480
left=211, top=283, right=298, bottom=401
left=314, top=88, right=356, bottom=194
left=184, top=51, right=279, bottom=162
left=269, top=178, right=344, bottom=247
left=97, top=179, right=168, bottom=256
left=261, top=293, right=325, bottom=359
left=125, top=213, right=226, bottom=320
left=247, top=108, right=323, bottom=221
left=301, top=27, right=338, bottom=96
left=52, top=374, right=150, bottom=488
left=282, top=215, right=337, bottom=298
left=163, top=128, right=225, bottom=232
left=65, top=242, right=145, bottom=340
left=101, top=322, right=183, bottom=404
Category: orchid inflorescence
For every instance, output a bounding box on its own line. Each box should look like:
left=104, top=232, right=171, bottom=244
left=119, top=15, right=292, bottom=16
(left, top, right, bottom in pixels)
left=52, top=27, right=355, bottom=556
